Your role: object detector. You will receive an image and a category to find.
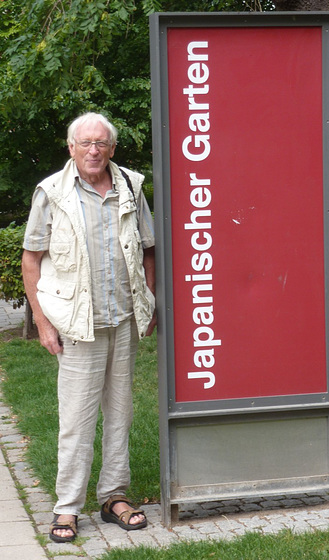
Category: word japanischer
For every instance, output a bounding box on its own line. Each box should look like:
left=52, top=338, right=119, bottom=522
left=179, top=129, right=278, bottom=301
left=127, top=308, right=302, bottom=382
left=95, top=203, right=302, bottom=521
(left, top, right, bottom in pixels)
left=182, top=41, right=221, bottom=390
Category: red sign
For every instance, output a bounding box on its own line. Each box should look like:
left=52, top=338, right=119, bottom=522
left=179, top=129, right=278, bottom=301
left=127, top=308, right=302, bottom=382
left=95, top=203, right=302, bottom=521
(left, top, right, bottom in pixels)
left=167, top=26, right=327, bottom=402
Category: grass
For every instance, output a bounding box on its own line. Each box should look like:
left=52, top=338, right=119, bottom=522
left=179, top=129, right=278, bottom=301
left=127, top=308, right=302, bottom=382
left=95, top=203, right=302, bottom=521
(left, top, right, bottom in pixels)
left=3, top=329, right=329, bottom=559
left=96, top=530, right=329, bottom=559
left=0, top=329, right=160, bottom=511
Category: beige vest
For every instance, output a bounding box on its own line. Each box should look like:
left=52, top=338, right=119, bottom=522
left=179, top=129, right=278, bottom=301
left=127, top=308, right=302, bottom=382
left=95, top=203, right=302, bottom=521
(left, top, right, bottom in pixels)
left=36, top=159, right=154, bottom=341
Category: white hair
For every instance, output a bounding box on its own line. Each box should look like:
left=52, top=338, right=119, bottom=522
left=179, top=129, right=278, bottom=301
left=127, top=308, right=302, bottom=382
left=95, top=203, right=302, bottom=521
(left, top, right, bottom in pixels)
left=67, top=112, right=118, bottom=146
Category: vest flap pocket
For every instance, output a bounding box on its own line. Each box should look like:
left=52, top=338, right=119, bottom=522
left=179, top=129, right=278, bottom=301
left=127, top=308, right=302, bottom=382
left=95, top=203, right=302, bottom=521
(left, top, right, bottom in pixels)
left=37, top=276, right=75, bottom=299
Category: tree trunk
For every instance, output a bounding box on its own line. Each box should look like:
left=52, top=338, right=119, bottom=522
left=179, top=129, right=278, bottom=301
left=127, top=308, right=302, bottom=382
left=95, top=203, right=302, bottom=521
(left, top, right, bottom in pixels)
left=275, top=0, right=329, bottom=9
left=23, top=299, right=34, bottom=339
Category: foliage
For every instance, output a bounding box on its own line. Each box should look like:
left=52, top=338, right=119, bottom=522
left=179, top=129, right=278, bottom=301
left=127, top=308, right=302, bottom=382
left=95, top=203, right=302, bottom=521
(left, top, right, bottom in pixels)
left=0, top=222, right=26, bottom=308
left=0, top=0, right=274, bottom=224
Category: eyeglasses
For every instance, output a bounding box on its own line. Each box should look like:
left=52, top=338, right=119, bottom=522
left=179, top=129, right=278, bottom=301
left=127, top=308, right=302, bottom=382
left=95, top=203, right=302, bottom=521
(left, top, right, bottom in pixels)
left=75, top=140, right=111, bottom=150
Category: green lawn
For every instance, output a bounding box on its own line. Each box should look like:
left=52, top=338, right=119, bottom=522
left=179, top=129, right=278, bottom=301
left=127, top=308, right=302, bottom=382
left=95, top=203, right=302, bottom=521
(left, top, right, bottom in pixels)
left=98, top=530, right=329, bottom=559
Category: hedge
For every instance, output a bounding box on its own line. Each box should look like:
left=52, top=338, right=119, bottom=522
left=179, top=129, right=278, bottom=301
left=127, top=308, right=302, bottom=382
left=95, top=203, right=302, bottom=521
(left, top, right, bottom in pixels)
left=0, top=222, right=26, bottom=308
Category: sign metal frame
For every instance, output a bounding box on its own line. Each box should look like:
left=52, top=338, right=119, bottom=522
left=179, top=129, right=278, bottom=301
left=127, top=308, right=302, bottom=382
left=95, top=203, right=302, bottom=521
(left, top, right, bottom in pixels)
left=150, top=11, right=329, bottom=526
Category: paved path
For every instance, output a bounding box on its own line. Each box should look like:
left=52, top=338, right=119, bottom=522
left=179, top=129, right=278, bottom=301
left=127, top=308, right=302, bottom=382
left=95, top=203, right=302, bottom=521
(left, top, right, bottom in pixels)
left=0, top=300, right=25, bottom=332
left=2, top=300, right=329, bottom=558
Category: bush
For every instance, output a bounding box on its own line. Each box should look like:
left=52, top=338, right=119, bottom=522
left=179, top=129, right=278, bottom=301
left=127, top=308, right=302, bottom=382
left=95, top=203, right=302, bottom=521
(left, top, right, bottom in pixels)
left=0, top=222, right=26, bottom=308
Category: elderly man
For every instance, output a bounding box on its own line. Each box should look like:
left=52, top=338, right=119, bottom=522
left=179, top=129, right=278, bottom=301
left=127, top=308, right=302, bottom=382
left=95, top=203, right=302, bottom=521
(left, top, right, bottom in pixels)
left=22, top=112, right=156, bottom=542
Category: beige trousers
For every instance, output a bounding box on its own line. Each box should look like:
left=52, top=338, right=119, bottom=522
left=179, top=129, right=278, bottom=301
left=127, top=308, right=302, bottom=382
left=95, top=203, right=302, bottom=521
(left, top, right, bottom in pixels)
left=54, top=317, right=139, bottom=515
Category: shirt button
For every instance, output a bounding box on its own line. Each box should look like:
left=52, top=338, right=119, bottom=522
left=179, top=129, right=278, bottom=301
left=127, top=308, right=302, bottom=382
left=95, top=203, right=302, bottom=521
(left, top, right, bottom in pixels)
left=124, top=244, right=128, bottom=249
left=56, top=290, right=60, bottom=294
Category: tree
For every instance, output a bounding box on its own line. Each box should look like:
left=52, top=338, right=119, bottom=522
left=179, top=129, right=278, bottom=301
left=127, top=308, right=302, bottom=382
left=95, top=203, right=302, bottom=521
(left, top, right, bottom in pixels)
left=0, top=0, right=153, bottom=222
left=0, top=0, right=274, bottom=226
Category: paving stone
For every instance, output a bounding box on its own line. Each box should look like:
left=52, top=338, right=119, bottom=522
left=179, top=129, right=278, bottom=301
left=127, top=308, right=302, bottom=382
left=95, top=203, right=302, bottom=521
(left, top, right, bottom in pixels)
left=0, top=500, right=29, bottom=522
left=305, top=518, right=329, bottom=529
left=33, top=511, right=52, bottom=525
left=26, top=485, right=50, bottom=496
left=180, top=510, right=194, bottom=519
left=302, top=496, right=326, bottom=505
left=293, top=511, right=319, bottom=521
left=148, top=528, right=178, bottom=546
left=304, top=512, right=327, bottom=522
left=108, top=540, right=135, bottom=550
left=128, top=533, right=159, bottom=547
left=6, top=448, right=25, bottom=462
left=265, top=513, right=291, bottom=523
left=242, top=517, right=269, bottom=529
left=260, top=500, right=283, bottom=508
left=261, top=522, right=288, bottom=534
left=243, top=497, right=264, bottom=504
left=12, top=460, right=29, bottom=470
left=316, top=508, right=329, bottom=518
left=0, top=519, right=39, bottom=546
left=291, top=522, right=314, bottom=534
left=31, top=500, right=54, bottom=513
left=217, top=518, right=246, bottom=531
left=82, top=539, right=109, bottom=556
left=1, top=434, right=25, bottom=444
left=218, top=530, right=237, bottom=541
left=0, top=544, right=47, bottom=560
left=53, top=557, right=82, bottom=560
left=28, top=491, right=53, bottom=504
left=0, top=424, right=19, bottom=436
left=282, top=499, right=305, bottom=507
left=172, top=525, right=201, bottom=538
left=240, top=503, right=263, bottom=512
left=195, top=521, right=220, bottom=534
left=201, top=501, right=223, bottom=510
left=47, top=541, right=81, bottom=555
left=37, top=523, right=50, bottom=536
left=192, top=532, right=218, bottom=542
left=15, top=471, right=38, bottom=486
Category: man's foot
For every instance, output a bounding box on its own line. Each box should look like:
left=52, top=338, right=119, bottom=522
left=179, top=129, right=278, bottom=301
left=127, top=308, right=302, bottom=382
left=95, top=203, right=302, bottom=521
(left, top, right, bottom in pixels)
left=101, top=495, right=147, bottom=530
left=49, top=514, right=78, bottom=543
left=111, top=501, right=146, bottom=526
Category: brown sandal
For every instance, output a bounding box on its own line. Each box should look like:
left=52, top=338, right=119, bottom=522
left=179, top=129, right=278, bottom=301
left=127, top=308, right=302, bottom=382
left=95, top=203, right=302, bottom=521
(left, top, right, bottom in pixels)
left=49, top=514, right=78, bottom=543
left=101, top=494, right=147, bottom=531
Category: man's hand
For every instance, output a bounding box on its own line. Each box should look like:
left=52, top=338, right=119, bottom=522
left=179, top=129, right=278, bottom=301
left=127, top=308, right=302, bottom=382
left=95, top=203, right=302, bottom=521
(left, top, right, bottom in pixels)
left=145, top=310, right=157, bottom=337
left=37, top=318, right=63, bottom=355
left=143, top=246, right=156, bottom=337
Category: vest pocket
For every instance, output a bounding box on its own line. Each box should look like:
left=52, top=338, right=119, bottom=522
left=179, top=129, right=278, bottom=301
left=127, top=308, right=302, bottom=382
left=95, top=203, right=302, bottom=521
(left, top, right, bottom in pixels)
left=37, top=276, right=75, bottom=334
left=49, top=238, right=77, bottom=272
